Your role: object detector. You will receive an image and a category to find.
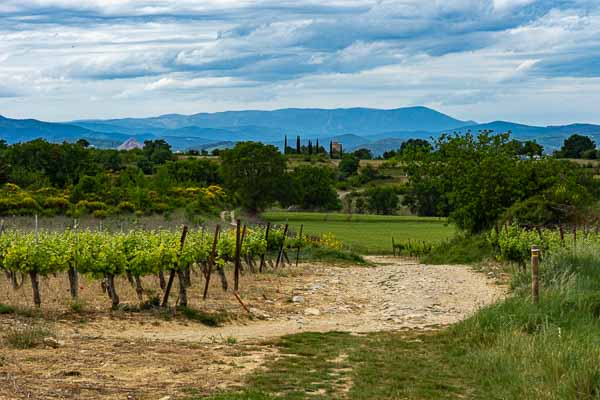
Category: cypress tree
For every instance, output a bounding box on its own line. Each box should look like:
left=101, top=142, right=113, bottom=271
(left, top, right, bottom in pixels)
left=308, top=140, right=313, bottom=155
left=284, top=135, right=288, bottom=154
left=296, top=135, right=301, bottom=154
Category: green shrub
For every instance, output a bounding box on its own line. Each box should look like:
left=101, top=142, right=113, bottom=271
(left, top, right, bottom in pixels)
left=421, top=234, right=493, bottom=264
left=0, top=303, right=15, bottom=314
left=117, top=201, right=136, bottom=213
left=178, top=306, right=229, bottom=327
left=92, top=209, right=109, bottom=219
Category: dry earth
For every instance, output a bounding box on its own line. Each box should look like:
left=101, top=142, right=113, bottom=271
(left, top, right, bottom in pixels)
left=0, top=257, right=505, bottom=400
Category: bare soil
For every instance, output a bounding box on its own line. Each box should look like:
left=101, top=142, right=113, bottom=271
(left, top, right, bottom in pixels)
left=0, top=257, right=504, bottom=400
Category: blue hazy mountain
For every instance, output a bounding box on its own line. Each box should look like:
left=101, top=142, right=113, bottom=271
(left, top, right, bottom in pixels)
left=73, top=106, right=475, bottom=136
left=2, top=108, right=600, bottom=154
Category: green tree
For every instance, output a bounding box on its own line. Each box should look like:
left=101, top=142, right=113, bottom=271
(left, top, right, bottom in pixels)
left=143, top=140, right=173, bottom=165
left=559, top=134, right=595, bottom=159
left=402, top=131, right=521, bottom=232
left=220, top=142, right=286, bottom=213
left=353, top=148, right=373, bottom=160
left=521, top=140, right=544, bottom=158
left=403, top=131, right=594, bottom=233
left=338, top=154, right=360, bottom=177
left=366, top=187, right=398, bottom=215
left=291, top=166, right=340, bottom=210
left=76, top=138, right=90, bottom=148
left=400, top=139, right=432, bottom=155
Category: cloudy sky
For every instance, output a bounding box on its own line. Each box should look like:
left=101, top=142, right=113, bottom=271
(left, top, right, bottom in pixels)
left=0, top=0, right=599, bottom=125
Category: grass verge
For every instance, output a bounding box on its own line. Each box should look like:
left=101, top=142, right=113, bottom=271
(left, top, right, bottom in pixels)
left=299, top=247, right=370, bottom=266
left=189, top=243, right=600, bottom=400
left=421, top=234, right=493, bottom=265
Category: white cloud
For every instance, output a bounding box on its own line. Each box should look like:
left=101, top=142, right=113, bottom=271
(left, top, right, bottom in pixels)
left=0, top=0, right=599, bottom=124
left=493, top=0, right=536, bottom=12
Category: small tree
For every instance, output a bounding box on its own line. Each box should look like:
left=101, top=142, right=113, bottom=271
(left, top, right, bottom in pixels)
left=220, top=142, right=286, bottom=213
left=366, top=187, right=398, bottom=215
left=338, top=154, right=360, bottom=177
left=400, top=139, right=432, bottom=155
left=353, top=148, right=373, bottom=160
left=291, top=166, right=340, bottom=210
left=559, top=134, right=595, bottom=159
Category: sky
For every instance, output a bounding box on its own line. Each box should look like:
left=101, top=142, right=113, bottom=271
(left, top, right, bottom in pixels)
left=0, top=0, right=599, bottom=125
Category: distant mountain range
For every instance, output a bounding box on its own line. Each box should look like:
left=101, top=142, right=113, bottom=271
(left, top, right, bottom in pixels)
left=2, top=107, right=600, bottom=155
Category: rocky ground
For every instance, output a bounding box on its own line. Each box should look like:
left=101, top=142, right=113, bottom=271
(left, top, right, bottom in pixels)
left=0, top=257, right=505, bottom=399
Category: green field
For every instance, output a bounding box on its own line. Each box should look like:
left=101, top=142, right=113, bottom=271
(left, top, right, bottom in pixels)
left=261, top=211, right=455, bottom=254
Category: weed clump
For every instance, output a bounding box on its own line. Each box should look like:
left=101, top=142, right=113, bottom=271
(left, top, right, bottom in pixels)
left=4, top=325, right=54, bottom=349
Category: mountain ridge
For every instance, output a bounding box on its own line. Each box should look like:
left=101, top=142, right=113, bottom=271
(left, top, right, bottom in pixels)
left=2, top=107, right=600, bottom=155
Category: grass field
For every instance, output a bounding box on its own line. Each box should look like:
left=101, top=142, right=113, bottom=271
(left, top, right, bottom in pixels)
left=261, top=211, right=455, bottom=254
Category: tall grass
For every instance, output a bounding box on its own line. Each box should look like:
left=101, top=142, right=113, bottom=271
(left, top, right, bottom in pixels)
left=451, top=244, right=600, bottom=399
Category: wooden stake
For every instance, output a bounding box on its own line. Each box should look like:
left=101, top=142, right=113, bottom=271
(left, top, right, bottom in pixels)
left=259, top=222, right=270, bottom=273
left=233, top=292, right=251, bottom=314
left=559, top=224, right=564, bottom=242
left=296, top=224, right=303, bottom=267
left=275, top=224, right=289, bottom=269
left=240, top=224, right=247, bottom=272
left=203, top=224, right=220, bottom=300
left=161, top=225, right=189, bottom=308
left=234, top=220, right=241, bottom=291
left=531, top=245, right=540, bottom=304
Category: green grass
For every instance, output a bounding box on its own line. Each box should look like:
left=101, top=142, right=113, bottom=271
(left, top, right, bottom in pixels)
left=188, top=243, right=600, bottom=400
left=177, top=306, right=230, bottom=327
left=0, top=303, right=15, bottom=314
left=194, top=331, right=474, bottom=400
left=421, top=234, right=493, bottom=265
left=298, top=247, right=369, bottom=265
left=262, top=211, right=455, bottom=254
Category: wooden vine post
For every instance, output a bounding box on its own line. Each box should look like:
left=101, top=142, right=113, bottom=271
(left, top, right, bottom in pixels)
left=259, top=222, right=270, bottom=273
left=275, top=223, right=289, bottom=269
left=203, top=224, right=220, bottom=300
left=295, top=224, right=303, bottom=267
left=30, top=214, right=41, bottom=308
left=531, top=245, right=540, bottom=304
left=234, top=220, right=241, bottom=291
left=68, top=218, right=79, bottom=299
left=161, top=225, right=188, bottom=307
left=559, top=224, right=564, bottom=243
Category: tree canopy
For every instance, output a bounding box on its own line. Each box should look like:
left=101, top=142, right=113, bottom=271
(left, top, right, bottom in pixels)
left=558, top=134, right=595, bottom=159
left=220, top=142, right=286, bottom=213
left=401, top=131, right=593, bottom=233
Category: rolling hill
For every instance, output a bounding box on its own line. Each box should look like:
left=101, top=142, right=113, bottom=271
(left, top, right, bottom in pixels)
left=2, top=107, right=600, bottom=155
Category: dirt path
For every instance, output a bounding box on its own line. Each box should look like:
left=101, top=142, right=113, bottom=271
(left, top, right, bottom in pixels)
left=0, top=258, right=504, bottom=399
left=74, top=257, right=505, bottom=343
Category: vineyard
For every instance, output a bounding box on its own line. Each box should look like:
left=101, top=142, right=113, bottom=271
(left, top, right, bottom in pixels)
left=489, top=223, right=599, bottom=266
left=0, top=222, right=342, bottom=309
